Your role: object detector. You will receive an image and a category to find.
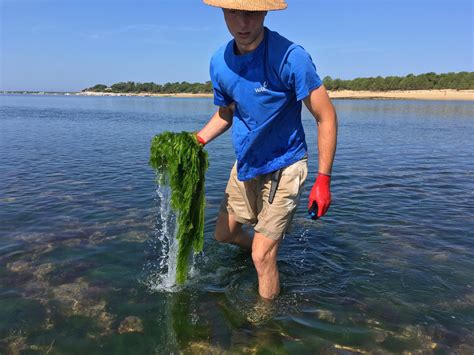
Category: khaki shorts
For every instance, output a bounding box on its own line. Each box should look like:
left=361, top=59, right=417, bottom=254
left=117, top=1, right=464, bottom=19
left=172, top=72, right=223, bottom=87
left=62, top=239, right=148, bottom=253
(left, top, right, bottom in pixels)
left=220, top=157, right=308, bottom=241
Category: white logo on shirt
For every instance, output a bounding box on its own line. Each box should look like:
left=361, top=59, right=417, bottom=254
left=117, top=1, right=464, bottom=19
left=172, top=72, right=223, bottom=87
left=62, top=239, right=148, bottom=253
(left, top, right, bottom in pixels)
left=255, top=81, right=268, bottom=93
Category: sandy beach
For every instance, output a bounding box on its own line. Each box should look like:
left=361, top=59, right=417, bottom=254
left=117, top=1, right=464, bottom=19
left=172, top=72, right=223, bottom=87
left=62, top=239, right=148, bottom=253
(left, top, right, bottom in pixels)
left=327, top=89, right=474, bottom=101
left=77, top=89, right=473, bottom=101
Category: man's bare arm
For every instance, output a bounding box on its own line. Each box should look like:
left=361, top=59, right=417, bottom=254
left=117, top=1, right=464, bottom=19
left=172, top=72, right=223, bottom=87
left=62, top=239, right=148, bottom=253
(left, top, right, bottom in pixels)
left=303, top=85, right=338, bottom=174
left=303, top=85, right=337, bottom=218
left=197, top=103, right=235, bottom=144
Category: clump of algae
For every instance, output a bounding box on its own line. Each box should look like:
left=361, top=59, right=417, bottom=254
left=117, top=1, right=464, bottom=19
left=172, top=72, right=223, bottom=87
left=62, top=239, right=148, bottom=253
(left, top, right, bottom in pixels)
left=149, top=132, right=208, bottom=284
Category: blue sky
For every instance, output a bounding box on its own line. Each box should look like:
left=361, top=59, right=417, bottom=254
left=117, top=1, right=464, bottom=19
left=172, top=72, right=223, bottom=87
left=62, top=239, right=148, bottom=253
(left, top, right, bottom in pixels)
left=1, top=0, right=472, bottom=91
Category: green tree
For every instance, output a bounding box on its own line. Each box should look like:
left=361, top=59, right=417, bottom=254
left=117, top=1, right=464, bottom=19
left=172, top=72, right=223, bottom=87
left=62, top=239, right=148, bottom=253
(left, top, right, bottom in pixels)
left=323, top=76, right=334, bottom=90
left=89, top=84, right=107, bottom=92
left=84, top=72, right=474, bottom=94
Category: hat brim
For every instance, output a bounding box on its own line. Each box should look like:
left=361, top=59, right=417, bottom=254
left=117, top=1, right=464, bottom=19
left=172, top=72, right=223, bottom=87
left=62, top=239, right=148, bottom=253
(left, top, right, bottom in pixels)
left=203, top=0, right=287, bottom=11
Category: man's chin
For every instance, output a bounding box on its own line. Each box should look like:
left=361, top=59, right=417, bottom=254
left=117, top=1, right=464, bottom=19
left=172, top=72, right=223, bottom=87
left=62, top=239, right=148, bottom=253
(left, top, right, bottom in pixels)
left=236, top=37, right=257, bottom=47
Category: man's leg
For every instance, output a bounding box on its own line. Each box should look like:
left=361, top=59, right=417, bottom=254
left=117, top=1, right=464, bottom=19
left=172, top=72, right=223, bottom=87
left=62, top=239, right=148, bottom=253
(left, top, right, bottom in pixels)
left=251, top=232, right=280, bottom=299
left=214, top=211, right=252, bottom=250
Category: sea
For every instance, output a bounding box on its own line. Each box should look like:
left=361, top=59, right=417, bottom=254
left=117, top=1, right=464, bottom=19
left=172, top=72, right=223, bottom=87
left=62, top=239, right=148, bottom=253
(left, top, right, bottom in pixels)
left=1, top=94, right=473, bottom=353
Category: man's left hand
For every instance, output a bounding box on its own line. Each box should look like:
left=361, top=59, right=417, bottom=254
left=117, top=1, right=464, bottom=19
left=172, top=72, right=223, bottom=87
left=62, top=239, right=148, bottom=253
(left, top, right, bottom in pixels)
left=308, top=173, right=332, bottom=219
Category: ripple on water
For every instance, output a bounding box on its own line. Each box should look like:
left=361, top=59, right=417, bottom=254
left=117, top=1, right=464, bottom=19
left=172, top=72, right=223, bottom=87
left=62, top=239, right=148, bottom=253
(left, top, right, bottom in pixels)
left=1, top=97, right=474, bottom=352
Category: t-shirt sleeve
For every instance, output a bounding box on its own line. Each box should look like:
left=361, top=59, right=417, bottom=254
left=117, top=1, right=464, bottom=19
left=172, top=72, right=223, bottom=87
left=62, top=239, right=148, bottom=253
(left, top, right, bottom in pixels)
left=280, top=45, right=323, bottom=101
left=210, top=59, right=233, bottom=107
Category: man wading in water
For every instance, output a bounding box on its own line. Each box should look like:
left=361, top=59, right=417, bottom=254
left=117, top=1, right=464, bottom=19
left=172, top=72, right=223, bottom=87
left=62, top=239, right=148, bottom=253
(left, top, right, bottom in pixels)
left=196, top=0, right=338, bottom=300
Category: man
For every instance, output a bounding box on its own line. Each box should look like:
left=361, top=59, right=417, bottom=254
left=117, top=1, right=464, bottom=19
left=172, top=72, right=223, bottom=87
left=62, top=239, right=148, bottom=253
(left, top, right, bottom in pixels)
left=196, top=0, right=337, bottom=300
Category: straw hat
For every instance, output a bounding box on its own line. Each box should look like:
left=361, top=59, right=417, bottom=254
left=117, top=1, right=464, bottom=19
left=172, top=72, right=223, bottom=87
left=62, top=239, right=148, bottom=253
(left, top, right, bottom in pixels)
left=203, top=0, right=288, bottom=11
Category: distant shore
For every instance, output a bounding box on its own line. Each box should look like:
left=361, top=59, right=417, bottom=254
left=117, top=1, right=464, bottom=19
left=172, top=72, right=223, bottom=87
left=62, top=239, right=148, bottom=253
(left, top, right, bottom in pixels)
left=77, top=89, right=473, bottom=101
left=2, top=89, right=473, bottom=101
left=76, top=91, right=212, bottom=98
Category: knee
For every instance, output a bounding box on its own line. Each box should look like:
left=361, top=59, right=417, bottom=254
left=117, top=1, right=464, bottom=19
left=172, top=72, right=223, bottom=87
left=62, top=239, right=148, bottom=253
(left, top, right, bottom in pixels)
left=214, top=212, right=243, bottom=243
left=214, top=229, right=232, bottom=243
left=214, top=222, right=234, bottom=243
left=252, top=250, right=275, bottom=273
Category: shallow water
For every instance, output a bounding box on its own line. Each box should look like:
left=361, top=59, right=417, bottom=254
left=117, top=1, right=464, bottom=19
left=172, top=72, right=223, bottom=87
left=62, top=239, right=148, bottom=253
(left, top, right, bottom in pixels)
left=1, top=95, right=473, bottom=353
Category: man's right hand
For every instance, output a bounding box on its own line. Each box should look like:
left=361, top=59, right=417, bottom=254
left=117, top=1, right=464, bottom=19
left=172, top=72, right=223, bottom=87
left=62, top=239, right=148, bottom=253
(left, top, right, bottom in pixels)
left=194, top=105, right=234, bottom=147
left=195, top=133, right=207, bottom=146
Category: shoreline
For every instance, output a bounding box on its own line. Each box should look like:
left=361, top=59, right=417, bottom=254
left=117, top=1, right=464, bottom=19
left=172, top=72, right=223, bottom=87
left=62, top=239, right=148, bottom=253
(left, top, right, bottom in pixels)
left=327, top=89, right=474, bottom=101
left=2, top=89, right=473, bottom=101
left=77, top=89, right=474, bottom=101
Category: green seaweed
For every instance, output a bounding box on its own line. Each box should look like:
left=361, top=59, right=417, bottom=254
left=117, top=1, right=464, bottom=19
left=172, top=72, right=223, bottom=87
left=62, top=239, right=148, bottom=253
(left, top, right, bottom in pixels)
left=149, top=131, right=208, bottom=284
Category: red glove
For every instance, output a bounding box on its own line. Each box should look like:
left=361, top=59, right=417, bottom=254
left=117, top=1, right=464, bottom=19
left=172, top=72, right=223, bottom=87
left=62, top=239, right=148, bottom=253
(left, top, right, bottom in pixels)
left=195, top=133, right=207, bottom=146
left=308, top=173, right=332, bottom=219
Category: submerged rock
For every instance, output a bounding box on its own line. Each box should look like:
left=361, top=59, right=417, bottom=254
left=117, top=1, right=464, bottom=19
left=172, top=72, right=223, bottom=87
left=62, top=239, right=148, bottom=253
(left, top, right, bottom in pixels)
left=182, top=341, right=226, bottom=355
left=51, top=278, right=114, bottom=333
left=122, top=230, right=148, bottom=243
left=61, top=238, right=83, bottom=247
left=399, top=325, right=436, bottom=352
left=5, top=336, right=28, bottom=355
left=118, top=316, right=144, bottom=334
left=33, top=263, right=54, bottom=280
left=334, top=343, right=371, bottom=354
left=316, top=309, right=336, bottom=323
left=7, top=260, right=31, bottom=273
left=245, top=300, right=276, bottom=325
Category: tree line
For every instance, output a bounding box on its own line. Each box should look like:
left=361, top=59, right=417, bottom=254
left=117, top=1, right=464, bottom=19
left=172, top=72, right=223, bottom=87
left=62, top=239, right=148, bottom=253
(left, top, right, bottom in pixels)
left=323, top=72, right=473, bottom=91
left=84, top=81, right=213, bottom=94
left=84, top=72, right=473, bottom=94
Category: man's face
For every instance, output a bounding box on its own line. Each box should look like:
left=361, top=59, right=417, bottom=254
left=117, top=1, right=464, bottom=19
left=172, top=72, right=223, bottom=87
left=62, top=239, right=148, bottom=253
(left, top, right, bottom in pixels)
left=223, top=9, right=267, bottom=53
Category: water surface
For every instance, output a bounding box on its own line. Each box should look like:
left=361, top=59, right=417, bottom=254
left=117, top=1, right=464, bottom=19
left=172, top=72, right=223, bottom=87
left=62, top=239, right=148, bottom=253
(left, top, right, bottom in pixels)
left=1, top=95, right=473, bottom=353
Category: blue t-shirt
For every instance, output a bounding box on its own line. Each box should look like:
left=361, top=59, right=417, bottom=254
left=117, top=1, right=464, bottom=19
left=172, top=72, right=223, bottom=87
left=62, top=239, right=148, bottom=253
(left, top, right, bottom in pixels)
left=210, top=27, right=322, bottom=181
